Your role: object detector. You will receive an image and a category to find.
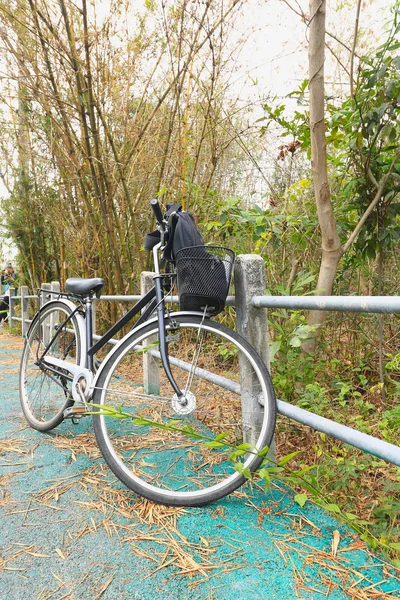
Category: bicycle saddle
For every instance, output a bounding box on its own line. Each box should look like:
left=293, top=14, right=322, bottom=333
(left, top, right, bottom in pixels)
left=65, top=278, right=104, bottom=298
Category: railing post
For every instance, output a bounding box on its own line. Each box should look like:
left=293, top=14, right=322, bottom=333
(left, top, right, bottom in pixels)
left=40, top=283, right=52, bottom=308
left=51, top=281, right=60, bottom=295
left=8, top=288, right=17, bottom=329
left=92, top=298, right=97, bottom=339
left=141, top=271, right=160, bottom=395
left=50, top=282, right=61, bottom=350
left=21, top=286, right=29, bottom=338
left=234, top=255, right=276, bottom=460
left=41, top=283, right=52, bottom=346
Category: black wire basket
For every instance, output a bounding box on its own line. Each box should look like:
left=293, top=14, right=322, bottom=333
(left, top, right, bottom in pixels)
left=175, top=246, right=235, bottom=315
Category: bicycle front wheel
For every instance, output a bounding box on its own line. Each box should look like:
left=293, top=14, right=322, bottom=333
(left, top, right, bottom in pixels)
left=20, top=300, right=84, bottom=431
left=93, top=314, right=276, bottom=506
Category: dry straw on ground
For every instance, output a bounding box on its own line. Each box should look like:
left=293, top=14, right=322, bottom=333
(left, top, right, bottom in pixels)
left=1, top=331, right=400, bottom=597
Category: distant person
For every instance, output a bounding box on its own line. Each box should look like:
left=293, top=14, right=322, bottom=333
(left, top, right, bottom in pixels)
left=1, top=262, right=17, bottom=287
left=0, top=262, right=17, bottom=326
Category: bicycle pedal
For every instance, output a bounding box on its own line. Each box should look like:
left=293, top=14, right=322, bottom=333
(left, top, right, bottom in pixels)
left=63, top=406, right=90, bottom=422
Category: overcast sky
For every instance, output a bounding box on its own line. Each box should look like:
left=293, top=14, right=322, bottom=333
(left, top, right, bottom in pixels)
left=0, top=0, right=393, bottom=260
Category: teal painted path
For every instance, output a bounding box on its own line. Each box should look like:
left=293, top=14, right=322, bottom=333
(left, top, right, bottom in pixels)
left=1, top=332, right=399, bottom=600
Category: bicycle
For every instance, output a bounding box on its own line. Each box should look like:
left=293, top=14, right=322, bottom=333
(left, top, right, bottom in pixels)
left=19, top=200, right=277, bottom=506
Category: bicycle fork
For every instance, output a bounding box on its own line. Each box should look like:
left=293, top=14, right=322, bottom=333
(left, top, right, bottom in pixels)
left=152, top=242, right=186, bottom=405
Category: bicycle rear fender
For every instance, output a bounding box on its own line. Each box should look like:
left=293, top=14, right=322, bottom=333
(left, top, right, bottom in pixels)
left=25, top=299, right=87, bottom=368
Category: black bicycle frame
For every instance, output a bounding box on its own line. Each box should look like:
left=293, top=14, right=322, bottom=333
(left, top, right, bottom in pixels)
left=37, top=275, right=184, bottom=399
left=87, top=286, right=157, bottom=358
left=88, top=277, right=182, bottom=397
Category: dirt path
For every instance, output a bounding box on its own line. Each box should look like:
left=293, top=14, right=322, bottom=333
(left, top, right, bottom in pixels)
left=1, top=331, right=399, bottom=599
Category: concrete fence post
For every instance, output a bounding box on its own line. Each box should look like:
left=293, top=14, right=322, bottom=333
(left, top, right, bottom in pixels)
left=41, top=283, right=52, bottom=346
left=8, top=287, right=17, bottom=328
left=20, top=286, right=29, bottom=338
left=51, top=281, right=60, bottom=295
left=234, top=254, right=276, bottom=461
left=40, top=283, right=52, bottom=308
left=92, top=298, right=97, bottom=339
left=50, top=282, right=61, bottom=350
left=140, top=271, right=160, bottom=395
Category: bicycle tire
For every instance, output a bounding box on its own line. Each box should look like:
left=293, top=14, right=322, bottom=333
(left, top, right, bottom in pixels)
left=92, top=314, right=276, bottom=506
left=19, top=300, right=84, bottom=432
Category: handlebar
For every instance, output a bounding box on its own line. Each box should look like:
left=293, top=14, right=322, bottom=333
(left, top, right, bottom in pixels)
left=150, top=199, right=165, bottom=229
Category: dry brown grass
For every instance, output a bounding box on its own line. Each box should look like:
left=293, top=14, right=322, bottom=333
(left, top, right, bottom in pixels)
left=0, top=367, right=19, bottom=374
left=49, top=432, right=102, bottom=460
left=0, top=438, right=30, bottom=456
left=0, top=474, right=15, bottom=507
left=0, top=542, right=50, bottom=572
left=0, top=330, right=24, bottom=350
left=1, top=331, right=399, bottom=595
left=272, top=534, right=400, bottom=599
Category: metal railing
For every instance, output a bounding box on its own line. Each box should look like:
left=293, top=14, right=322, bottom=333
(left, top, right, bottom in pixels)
left=4, top=255, right=400, bottom=468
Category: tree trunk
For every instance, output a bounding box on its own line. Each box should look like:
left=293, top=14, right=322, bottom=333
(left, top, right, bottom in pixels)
left=16, top=3, right=36, bottom=286
left=303, top=0, right=342, bottom=354
left=377, top=239, right=386, bottom=403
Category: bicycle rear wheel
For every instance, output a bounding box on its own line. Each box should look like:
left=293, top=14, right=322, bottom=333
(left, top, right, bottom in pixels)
left=93, top=314, right=276, bottom=506
left=20, top=300, right=84, bottom=431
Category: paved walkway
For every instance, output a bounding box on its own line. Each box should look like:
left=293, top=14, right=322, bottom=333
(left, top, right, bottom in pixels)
left=1, top=331, right=399, bottom=600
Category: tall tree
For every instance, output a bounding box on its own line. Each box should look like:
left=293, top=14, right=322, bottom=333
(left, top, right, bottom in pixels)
left=303, top=0, right=400, bottom=352
left=0, top=0, right=251, bottom=297
left=303, top=0, right=342, bottom=353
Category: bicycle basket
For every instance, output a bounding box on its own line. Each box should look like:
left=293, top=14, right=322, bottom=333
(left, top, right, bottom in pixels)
left=175, top=245, right=235, bottom=315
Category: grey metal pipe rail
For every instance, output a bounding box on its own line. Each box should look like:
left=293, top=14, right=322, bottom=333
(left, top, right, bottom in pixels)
left=96, top=294, right=237, bottom=306
left=252, top=295, right=400, bottom=313
left=276, top=400, right=400, bottom=466
left=148, top=349, right=400, bottom=467
left=6, top=267, right=400, bottom=468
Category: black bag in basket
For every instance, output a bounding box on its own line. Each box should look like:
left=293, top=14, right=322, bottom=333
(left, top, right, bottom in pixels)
left=176, top=246, right=235, bottom=315
left=144, top=204, right=204, bottom=261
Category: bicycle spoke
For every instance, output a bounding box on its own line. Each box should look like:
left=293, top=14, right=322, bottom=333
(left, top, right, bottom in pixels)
left=93, top=316, right=276, bottom=504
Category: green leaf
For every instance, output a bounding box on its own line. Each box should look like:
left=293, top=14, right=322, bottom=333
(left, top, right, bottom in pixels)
left=243, top=467, right=252, bottom=480
left=182, top=424, right=195, bottom=434
left=344, top=513, right=358, bottom=521
left=237, top=442, right=256, bottom=451
left=203, top=441, right=225, bottom=448
left=324, top=503, right=341, bottom=514
left=268, top=340, right=281, bottom=362
left=278, top=451, right=300, bottom=466
left=294, top=494, right=308, bottom=507
left=234, top=462, right=244, bottom=474
left=132, top=418, right=151, bottom=426
left=264, top=467, right=284, bottom=474
left=258, top=445, right=270, bottom=457
left=389, top=543, right=400, bottom=550
left=293, top=465, right=315, bottom=476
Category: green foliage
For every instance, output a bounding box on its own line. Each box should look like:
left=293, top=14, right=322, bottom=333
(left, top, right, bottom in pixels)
left=257, top=3, right=400, bottom=269
left=297, top=383, right=329, bottom=410
left=294, top=493, right=308, bottom=507
left=326, top=9, right=400, bottom=259
left=2, top=177, right=59, bottom=287
left=265, top=272, right=319, bottom=399
left=259, top=79, right=310, bottom=150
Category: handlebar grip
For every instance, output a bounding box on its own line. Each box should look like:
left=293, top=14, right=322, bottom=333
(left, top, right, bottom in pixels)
left=150, top=198, right=164, bottom=226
